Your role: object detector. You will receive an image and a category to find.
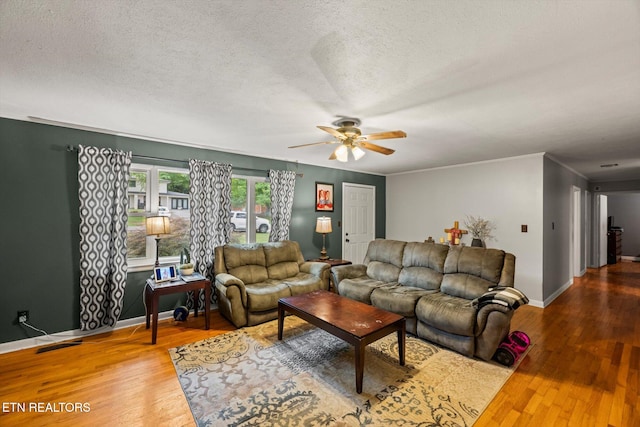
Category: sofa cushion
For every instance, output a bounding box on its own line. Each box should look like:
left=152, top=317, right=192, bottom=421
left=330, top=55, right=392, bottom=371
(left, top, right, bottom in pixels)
left=403, top=242, right=449, bottom=272
left=415, top=292, right=477, bottom=337
left=370, top=285, right=435, bottom=317
left=338, top=277, right=394, bottom=304
left=364, top=239, right=406, bottom=282
left=398, top=242, right=449, bottom=290
left=399, top=267, right=444, bottom=290
left=367, top=261, right=402, bottom=283
left=245, top=281, right=291, bottom=311
left=364, top=239, right=407, bottom=265
left=267, top=261, right=300, bottom=280
left=441, top=246, right=506, bottom=299
left=284, top=273, right=325, bottom=296
left=223, top=245, right=268, bottom=285
left=263, top=241, right=302, bottom=279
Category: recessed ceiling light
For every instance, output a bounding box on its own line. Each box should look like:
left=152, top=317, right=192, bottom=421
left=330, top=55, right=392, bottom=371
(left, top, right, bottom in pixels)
left=600, top=163, right=619, bottom=168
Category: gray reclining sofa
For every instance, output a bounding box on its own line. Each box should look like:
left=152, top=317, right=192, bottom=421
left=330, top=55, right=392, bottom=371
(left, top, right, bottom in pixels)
left=331, top=239, right=525, bottom=361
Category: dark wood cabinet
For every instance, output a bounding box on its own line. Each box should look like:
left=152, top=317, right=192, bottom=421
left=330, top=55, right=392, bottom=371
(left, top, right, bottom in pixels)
left=607, top=229, right=622, bottom=264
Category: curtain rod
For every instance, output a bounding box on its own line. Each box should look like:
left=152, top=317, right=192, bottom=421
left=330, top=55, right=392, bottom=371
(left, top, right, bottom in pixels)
left=66, top=145, right=303, bottom=177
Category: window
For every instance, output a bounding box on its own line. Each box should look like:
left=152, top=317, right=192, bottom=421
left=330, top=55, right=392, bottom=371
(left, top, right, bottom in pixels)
left=127, top=164, right=190, bottom=270
left=171, top=198, right=188, bottom=210
left=127, top=170, right=148, bottom=259
left=230, top=176, right=271, bottom=244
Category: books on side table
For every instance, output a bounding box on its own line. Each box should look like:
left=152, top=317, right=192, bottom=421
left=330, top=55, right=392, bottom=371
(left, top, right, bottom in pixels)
left=181, top=273, right=206, bottom=282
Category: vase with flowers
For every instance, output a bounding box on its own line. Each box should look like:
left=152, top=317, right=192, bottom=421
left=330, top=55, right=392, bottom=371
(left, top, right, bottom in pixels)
left=464, top=215, right=496, bottom=247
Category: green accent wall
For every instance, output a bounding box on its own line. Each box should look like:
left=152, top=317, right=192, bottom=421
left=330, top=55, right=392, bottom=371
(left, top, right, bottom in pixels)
left=0, top=118, right=385, bottom=345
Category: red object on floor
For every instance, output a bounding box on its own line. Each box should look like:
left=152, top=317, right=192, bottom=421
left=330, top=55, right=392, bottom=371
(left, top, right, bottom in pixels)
left=493, top=331, right=530, bottom=366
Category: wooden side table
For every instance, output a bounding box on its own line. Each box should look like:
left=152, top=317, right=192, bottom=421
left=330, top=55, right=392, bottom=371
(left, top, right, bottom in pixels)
left=144, top=277, right=211, bottom=344
left=307, top=258, right=352, bottom=292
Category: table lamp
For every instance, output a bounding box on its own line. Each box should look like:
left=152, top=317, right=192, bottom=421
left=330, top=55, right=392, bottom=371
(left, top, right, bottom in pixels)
left=315, top=216, right=332, bottom=260
left=146, top=216, right=171, bottom=266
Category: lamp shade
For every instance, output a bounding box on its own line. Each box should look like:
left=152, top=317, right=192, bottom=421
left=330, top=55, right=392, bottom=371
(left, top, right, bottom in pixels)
left=351, top=146, right=366, bottom=160
left=315, top=217, right=332, bottom=234
left=146, top=216, right=171, bottom=236
left=334, top=145, right=348, bottom=162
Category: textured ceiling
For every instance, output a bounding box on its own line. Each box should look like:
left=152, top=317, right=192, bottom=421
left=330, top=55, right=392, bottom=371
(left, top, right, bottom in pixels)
left=1, top=0, right=639, bottom=181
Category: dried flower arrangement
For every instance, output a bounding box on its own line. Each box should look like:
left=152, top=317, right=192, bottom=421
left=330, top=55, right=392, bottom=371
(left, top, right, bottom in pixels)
left=464, top=215, right=496, bottom=241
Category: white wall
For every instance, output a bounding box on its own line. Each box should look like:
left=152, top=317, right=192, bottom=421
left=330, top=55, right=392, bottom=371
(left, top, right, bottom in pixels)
left=542, top=157, right=589, bottom=304
left=386, top=153, right=544, bottom=305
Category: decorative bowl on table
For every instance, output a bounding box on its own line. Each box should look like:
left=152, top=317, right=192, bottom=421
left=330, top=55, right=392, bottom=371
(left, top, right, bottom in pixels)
left=179, top=264, right=194, bottom=276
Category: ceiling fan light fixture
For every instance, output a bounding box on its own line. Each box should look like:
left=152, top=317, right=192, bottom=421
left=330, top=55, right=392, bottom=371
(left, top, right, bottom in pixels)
left=351, top=146, right=366, bottom=160
left=292, top=117, right=405, bottom=161
left=334, top=145, right=349, bottom=162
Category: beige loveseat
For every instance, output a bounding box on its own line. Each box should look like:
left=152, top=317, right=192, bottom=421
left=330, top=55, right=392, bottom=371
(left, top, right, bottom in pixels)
left=214, top=240, right=330, bottom=328
left=331, top=239, right=526, bottom=361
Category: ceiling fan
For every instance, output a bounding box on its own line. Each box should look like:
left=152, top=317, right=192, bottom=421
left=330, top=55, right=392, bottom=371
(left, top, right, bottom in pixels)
left=288, top=118, right=407, bottom=162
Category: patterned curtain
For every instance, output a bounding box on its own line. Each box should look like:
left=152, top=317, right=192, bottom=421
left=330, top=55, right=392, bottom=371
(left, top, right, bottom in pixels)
left=188, top=159, right=232, bottom=306
left=268, top=170, right=297, bottom=242
left=78, top=145, right=132, bottom=331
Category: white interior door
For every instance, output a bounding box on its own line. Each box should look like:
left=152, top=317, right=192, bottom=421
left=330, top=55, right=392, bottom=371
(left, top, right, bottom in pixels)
left=342, top=183, right=375, bottom=264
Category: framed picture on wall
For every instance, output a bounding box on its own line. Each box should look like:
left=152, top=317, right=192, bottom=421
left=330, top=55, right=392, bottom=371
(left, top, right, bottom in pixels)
left=315, top=182, right=334, bottom=212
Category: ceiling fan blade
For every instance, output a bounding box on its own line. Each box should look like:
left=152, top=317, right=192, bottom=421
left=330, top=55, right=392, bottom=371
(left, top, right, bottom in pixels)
left=328, top=151, right=337, bottom=160
left=288, top=141, right=336, bottom=149
left=317, top=125, right=347, bottom=139
left=361, top=130, right=407, bottom=141
left=359, top=141, right=395, bottom=155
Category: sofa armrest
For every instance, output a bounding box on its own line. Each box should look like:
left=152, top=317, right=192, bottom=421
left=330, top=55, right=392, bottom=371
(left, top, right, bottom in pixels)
left=215, top=273, right=247, bottom=307
left=300, top=261, right=331, bottom=290
left=300, top=261, right=331, bottom=277
left=330, top=264, right=368, bottom=286
left=475, top=302, right=513, bottom=329
left=474, top=306, right=514, bottom=360
left=472, top=287, right=527, bottom=344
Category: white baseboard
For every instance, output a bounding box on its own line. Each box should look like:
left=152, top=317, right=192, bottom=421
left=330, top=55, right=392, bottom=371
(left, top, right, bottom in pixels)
left=0, top=310, right=175, bottom=355
left=523, top=277, right=573, bottom=309
left=527, top=299, right=544, bottom=308
left=621, top=256, right=640, bottom=262
left=542, top=279, right=573, bottom=307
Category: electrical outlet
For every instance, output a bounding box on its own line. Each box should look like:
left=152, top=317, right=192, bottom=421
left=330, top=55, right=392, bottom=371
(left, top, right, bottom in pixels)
left=17, top=310, right=29, bottom=324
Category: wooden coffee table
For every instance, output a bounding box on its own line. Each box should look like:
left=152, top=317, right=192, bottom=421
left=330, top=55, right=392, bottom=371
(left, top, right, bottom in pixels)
left=278, top=290, right=405, bottom=393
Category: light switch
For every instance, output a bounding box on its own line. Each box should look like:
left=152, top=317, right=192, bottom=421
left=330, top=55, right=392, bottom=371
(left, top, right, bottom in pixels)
left=521, top=225, right=528, bottom=232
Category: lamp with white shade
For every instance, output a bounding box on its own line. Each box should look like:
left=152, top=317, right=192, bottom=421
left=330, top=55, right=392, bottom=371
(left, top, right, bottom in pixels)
left=146, top=216, right=171, bottom=267
left=315, top=216, right=332, bottom=260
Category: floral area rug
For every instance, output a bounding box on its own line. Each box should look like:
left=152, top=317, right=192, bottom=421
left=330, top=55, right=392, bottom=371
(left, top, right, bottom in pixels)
left=169, top=317, right=520, bottom=426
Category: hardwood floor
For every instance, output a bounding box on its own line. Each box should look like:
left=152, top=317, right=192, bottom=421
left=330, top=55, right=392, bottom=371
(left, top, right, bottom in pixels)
left=0, top=311, right=235, bottom=427
left=0, top=262, right=638, bottom=426
left=477, top=260, right=639, bottom=427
